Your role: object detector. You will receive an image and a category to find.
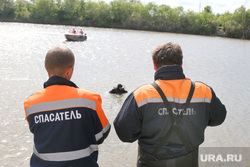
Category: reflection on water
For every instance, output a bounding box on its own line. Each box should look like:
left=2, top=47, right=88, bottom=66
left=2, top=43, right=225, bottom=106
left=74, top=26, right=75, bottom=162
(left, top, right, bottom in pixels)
left=0, top=22, right=249, bottom=167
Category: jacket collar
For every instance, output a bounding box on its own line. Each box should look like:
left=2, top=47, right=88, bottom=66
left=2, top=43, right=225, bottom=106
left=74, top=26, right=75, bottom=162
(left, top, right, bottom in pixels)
left=154, top=65, right=185, bottom=81
left=44, top=76, right=78, bottom=88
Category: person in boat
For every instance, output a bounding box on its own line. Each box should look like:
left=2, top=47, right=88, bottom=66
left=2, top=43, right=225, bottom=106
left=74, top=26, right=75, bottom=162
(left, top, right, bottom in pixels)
left=72, top=28, right=76, bottom=34
left=79, top=29, right=83, bottom=35
left=109, top=84, right=128, bottom=94
left=114, top=42, right=227, bottom=167
left=24, top=46, right=110, bottom=167
left=79, top=29, right=84, bottom=39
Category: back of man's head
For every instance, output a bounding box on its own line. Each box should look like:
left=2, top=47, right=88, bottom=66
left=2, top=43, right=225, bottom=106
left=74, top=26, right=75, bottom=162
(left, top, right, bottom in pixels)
left=152, top=42, right=183, bottom=69
left=45, top=46, right=75, bottom=77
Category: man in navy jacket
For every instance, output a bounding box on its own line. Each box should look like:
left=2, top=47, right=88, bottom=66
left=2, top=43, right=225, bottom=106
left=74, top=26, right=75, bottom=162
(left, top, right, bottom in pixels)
left=24, top=46, right=110, bottom=167
left=114, top=42, right=226, bottom=167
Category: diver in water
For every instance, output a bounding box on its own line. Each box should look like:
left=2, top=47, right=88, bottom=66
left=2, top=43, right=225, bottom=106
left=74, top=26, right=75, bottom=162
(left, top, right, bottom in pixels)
left=109, top=84, right=127, bottom=94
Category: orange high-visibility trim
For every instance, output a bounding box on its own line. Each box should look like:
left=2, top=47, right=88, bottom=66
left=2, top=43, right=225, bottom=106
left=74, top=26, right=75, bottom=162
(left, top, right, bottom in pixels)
left=24, top=85, right=109, bottom=128
left=134, top=79, right=212, bottom=105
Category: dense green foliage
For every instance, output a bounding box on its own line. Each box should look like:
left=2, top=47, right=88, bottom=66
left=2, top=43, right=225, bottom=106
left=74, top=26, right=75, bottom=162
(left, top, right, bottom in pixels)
left=0, top=0, right=249, bottom=39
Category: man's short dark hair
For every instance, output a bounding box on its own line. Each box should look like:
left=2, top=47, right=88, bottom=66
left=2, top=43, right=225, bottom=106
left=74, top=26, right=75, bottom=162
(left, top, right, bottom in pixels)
left=45, top=46, right=75, bottom=75
left=152, top=42, right=183, bottom=69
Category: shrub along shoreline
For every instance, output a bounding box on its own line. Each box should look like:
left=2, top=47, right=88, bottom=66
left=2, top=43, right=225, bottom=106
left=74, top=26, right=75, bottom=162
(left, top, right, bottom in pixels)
left=1, top=0, right=249, bottom=39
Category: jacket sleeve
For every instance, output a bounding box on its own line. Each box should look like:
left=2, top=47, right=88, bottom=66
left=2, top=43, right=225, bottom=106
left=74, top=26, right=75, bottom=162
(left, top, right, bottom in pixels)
left=94, top=94, right=111, bottom=144
left=113, top=92, right=142, bottom=143
left=208, top=88, right=227, bottom=126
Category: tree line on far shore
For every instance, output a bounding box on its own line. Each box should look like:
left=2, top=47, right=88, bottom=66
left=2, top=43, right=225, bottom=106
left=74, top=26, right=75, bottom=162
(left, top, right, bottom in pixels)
left=0, top=0, right=249, bottom=39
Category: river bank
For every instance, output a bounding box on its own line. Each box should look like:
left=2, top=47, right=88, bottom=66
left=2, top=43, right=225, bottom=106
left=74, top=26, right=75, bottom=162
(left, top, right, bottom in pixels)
left=0, top=20, right=245, bottom=41
left=1, top=0, right=249, bottom=40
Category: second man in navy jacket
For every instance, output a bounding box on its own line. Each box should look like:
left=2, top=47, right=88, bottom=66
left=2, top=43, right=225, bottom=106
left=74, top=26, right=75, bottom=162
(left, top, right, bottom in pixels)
left=114, top=42, right=226, bottom=167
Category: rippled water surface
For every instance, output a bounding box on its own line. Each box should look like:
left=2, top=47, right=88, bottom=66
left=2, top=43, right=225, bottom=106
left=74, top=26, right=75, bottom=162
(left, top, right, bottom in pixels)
left=0, top=22, right=249, bottom=167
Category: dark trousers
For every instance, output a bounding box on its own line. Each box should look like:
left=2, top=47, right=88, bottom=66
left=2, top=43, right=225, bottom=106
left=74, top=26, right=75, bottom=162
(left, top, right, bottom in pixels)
left=137, top=147, right=199, bottom=167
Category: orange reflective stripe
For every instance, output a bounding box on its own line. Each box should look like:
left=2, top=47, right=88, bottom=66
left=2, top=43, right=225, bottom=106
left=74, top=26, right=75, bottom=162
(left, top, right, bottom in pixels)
left=95, top=123, right=111, bottom=141
left=134, top=79, right=212, bottom=106
left=95, top=97, right=109, bottom=128
left=192, top=82, right=212, bottom=100
left=25, top=86, right=99, bottom=107
left=26, top=98, right=96, bottom=116
left=155, top=80, right=192, bottom=99
left=134, top=84, right=160, bottom=104
left=24, top=85, right=109, bottom=125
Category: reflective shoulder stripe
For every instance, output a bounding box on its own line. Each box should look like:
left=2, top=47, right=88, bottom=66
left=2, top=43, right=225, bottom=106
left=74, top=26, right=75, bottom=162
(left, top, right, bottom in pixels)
left=26, top=98, right=96, bottom=116
left=137, top=98, right=162, bottom=107
left=135, top=80, right=212, bottom=108
left=95, top=122, right=111, bottom=141
left=191, top=98, right=211, bottom=103
left=33, top=144, right=98, bottom=162
left=137, top=97, right=211, bottom=108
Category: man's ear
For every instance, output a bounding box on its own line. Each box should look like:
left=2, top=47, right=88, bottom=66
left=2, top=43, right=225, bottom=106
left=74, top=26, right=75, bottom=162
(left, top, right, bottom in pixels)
left=153, top=60, right=158, bottom=71
left=64, top=66, right=74, bottom=80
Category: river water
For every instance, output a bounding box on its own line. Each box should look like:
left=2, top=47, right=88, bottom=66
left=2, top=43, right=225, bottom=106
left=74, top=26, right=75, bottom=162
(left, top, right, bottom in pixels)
left=0, top=22, right=249, bottom=167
